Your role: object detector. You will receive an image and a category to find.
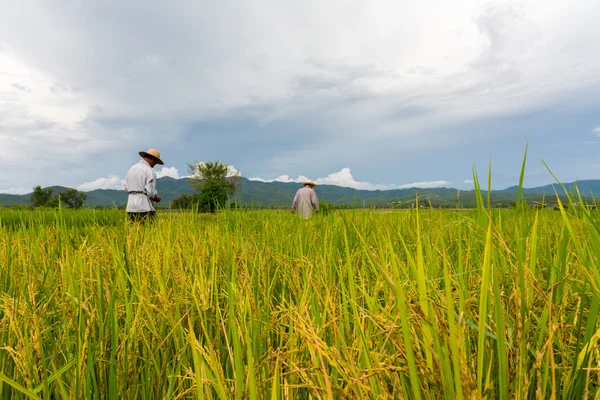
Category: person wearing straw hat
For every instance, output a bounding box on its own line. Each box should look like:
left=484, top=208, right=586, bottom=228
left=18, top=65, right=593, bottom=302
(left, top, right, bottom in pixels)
left=124, top=148, right=164, bottom=223
left=292, top=179, right=319, bottom=219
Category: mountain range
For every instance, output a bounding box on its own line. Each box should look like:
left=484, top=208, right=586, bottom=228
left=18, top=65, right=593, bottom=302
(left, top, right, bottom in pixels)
left=1, top=177, right=599, bottom=208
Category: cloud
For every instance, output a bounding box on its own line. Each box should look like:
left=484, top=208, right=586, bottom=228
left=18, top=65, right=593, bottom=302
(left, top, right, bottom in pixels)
left=77, top=165, right=183, bottom=190
left=464, top=179, right=474, bottom=184
left=188, top=162, right=241, bottom=179
left=0, top=44, right=114, bottom=182
left=156, top=166, right=180, bottom=179
left=248, top=174, right=308, bottom=184
left=227, top=166, right=241, bottom=177
left=397, top=180, right=450, bottom=189
left=593, top=126, right=600, bottom=135
left=76, top=175, right=124, bottom=191
left=313, top=168, right=448, bottom=190
left=250, top=167, right=448, bottom=191
left=11, top=83, right=30, bottom=92
left=0, top=187, right=30, bottom=195
left=78, top=167, right=448, bottom=192
left=313, top=168, right=382, bottom=190
left=0, top=0, right=599, bottom=191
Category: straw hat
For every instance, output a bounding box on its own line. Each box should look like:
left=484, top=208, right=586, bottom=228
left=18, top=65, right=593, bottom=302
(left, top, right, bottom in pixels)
left=302, top=179, right=316, bottom=188
left=139, top=148, right=164, bottom=165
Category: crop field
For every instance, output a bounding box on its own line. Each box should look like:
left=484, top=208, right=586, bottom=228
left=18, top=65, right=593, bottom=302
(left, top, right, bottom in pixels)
left=1, top=195, right=600, bottom=398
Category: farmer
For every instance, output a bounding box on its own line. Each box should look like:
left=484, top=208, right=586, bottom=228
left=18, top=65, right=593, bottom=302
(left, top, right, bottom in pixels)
left=292, top=179, right=319, bottom=219
left=124, top=148, right=163, bottom=223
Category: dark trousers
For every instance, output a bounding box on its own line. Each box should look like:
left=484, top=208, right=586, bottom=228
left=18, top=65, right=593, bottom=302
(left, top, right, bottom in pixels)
left=128, top=211, right=156, bottom=224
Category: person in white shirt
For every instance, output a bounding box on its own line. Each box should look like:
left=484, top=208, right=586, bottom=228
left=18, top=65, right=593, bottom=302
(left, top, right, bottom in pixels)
left=124, top=148, right=163, bottom=223
left=292, top=179, right=319, bottom=219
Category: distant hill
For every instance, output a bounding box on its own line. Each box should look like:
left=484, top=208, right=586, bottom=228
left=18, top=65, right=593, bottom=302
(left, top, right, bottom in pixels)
left=1, top=177, right=598, bottom=208
left=501, top=180, right=600, bottom=196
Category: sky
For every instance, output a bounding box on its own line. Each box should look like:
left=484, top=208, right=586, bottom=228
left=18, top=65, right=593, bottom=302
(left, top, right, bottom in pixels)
left=1, top=0, right=599, bottom=194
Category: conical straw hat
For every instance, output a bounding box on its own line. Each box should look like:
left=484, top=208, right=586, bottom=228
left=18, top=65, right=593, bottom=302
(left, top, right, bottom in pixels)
left=139, top=148, right=164, bottom=165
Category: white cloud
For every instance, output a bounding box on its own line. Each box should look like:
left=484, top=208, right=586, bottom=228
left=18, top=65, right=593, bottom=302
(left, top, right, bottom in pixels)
left=397, top=180, right=450, bottom=189
left=156, top=166, right=180, bottom=179
left=76, top=176, right=124, bottom=192
left=593, top=126, right=600, bottom=135
left=0, top=46, right=87, bottom=126
left=0, top=0, right=599, bottom=190
left=314, top=168, right=448, bottom=190
left=250, top=168, right=448, bottom=190
left=188, top=162, right=241, bottom=179
left=77, top=166, right=183, bottom=191
left=0, top=45, right=96, bottom=170
left=249, top=174, right=308, bottom=183
left=2, top=1, right=598, bottom=131
left=314, top=168, right=377, bottom=189
left=227, top=165, right=241, bottom=178
left=464, top=179, right=474, bottom=184
left=0, top=187, right=30, bottom=195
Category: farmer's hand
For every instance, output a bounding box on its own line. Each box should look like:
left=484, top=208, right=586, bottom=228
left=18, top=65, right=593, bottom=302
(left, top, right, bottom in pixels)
left=152, top=195, right=162, bottom=203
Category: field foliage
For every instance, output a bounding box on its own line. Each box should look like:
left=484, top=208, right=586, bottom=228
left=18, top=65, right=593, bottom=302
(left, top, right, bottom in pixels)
left=1, top=186, right=600, bottom=398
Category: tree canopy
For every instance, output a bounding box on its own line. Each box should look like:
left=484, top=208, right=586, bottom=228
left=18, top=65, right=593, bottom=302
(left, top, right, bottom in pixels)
left=183, top=161, right=240, bottom=212
left=31, top=186, right=54, bottom=208
left=30, top=186, right=87, bottom=209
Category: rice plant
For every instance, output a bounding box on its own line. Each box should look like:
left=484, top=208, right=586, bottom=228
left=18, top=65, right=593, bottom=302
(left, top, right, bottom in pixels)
left=1, top=184, right=599, bottom=398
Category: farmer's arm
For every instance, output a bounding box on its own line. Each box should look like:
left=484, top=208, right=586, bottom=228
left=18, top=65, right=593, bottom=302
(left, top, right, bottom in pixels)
left=145, top=171, right=161, bottom=202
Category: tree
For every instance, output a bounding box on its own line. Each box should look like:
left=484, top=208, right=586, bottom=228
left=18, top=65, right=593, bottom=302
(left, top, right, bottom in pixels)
left=31, top=186, right=54, bottom=207
left=171, top=193, right=198, bottom=210
left=59, top=189, right=87, bottom=209
left=47, top=195, right=61, bottom=208
left=188, top=161, right=240, bottom=212
left=30, top=186, right=87, bottom=209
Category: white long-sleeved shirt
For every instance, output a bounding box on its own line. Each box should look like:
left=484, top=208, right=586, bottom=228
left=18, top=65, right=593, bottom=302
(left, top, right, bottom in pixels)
left=124, top=159, right=158, bottom=212
left=292, top=187, right=319, bottom=219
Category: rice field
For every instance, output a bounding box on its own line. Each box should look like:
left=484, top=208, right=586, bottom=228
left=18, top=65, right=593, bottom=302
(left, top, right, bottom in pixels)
left=1, top=192, right=600, bottom=398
